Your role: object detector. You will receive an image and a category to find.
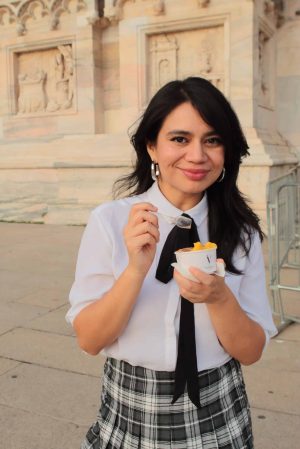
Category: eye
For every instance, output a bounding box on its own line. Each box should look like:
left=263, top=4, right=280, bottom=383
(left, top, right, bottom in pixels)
left=204, top=136, right=223, bottom=147
left=170, top=136, right=188, bottom=144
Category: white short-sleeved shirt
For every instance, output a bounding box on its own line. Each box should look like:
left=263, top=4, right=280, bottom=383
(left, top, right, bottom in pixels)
left=66, top=182, right=278, bottom=371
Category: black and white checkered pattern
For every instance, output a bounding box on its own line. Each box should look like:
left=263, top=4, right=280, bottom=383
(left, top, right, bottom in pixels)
left=81, top=357, right=253, bottom=449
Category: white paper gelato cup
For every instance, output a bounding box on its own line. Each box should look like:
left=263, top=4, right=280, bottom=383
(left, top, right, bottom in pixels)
left=175, top=246, right=217, bottom=275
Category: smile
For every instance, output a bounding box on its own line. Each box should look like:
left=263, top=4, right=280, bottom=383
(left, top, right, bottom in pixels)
left=180, top=168, right=210, bottom=181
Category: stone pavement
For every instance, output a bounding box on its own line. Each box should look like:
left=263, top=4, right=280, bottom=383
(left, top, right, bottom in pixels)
left=0, top=222, right=299, bottom=449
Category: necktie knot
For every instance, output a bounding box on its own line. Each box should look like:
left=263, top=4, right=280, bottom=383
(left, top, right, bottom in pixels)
left=156, top=214, right=198, bottom=284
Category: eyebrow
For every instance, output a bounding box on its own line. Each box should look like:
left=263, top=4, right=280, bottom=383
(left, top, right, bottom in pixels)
left=166, top=130, right=219, bottom=137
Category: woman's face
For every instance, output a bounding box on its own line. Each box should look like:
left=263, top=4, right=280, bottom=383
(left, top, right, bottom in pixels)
left=147, top=102, right=225, bottom=210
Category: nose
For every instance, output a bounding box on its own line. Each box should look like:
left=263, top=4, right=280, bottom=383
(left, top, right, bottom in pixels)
left=185, top=141, right=208, bottom=163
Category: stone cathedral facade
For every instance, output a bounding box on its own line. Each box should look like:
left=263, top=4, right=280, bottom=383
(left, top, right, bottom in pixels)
left=0, top=0, right=299, bottom=225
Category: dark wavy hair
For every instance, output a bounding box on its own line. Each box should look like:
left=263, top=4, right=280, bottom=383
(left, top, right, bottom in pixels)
left=113, top=77, right=263, bottom=274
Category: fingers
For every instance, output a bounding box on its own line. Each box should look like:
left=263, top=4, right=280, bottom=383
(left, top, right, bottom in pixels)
left=128, top=203, right=158, bottom=226
left=133, top=233, right=158, bottom=248
left=174, top=270, right=205, bottom=295
left=127, top=220, right=160, bottom=243
left=188, top=267, right=214, bottom=285
left=215, top=260, right=226, bottom=277
left=173, top=268, right=225, bottom=304
left=124, top=203, right=160, bottom=248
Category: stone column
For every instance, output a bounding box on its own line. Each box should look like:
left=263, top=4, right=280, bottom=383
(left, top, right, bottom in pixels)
left=276, top=0, right=300, bottom=158
left=238, top=0, right=298, bottom=227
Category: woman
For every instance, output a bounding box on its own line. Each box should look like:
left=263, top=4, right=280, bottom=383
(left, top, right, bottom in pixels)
left=66, top=77, right=277, bottom=449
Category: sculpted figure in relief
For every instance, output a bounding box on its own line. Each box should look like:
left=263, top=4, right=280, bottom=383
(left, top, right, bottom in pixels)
left=259, top=30, right=269, bottom=99
left=47, top=45, right=74, bottom=112
left=158, top=59, right=171, bottom=87
left=104, top=0, right=164, bottom=22
left=103, top=0, right=123, bottom=22
left=199, top=51, right=212, bottom=75
left=198, top=0, right=210, bottom=7
left=17, top=70, right=47, bottom=114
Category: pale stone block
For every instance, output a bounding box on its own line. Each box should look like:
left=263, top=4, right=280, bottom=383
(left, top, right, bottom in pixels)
left=16, top=288, right=69, bottom=310
left=277, top=76, right=300, bottom=149
left=277, top=46, right=300, bottom=77
left=44, top=206, right=94, bottom=225
left=23, top=305, right=75, bottom=336
left=0, top=357, right=20, bottom=376
left=0, top=221, right=77, bottom=247
left=104, top=109, right=124, bottom=133
left=243, top=365, right=300, bottom=415
left=250, top=408, right=300, bottom=449
left=279, top=322, right=300, bottom=342
left=0, top=328, right=102, bottom=376
left=0, top=134, right=132, bottom=168
left=252, top=337, right=300, bottom=372
left=0, top=301, right=47, bottom=335
left=0, top=362, right=104, bottom=425
left=0, top=404, right=87, bottom=449
left=0, top=0, right=299, bottom=227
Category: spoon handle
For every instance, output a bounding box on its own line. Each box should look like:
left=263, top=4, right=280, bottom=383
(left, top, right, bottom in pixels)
left=156, top=212, right=192, bottom=229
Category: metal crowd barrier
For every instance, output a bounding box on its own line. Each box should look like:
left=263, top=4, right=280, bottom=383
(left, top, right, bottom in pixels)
left=267, top=165, right=300, bottom=331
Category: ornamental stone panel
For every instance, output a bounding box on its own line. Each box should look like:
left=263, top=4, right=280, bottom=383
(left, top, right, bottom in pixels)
left=0, top=0, right=299, bottom=226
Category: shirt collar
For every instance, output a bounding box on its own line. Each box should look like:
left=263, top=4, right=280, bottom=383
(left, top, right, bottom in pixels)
left=146, top=181, right=208, bottom=226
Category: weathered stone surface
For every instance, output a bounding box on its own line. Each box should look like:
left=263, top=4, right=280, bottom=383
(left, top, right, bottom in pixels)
left=0, top=328, right=102, bottom=376
left=1, top=211, right=299, bottom=449
left=24, top=305, right=75, bottom=336
left=278, top=322, right=300, bottom=342
left=0, top=404, right=87, bottom=449
left=0, top=0, right=299, bottom=225
left=0, top=362, right=104, bottom=426
left=244, top=365, right=300, bottom=416
left=16, top=287, right=69, bottom=309
left=0, top=301, right=47, bottom=335
left=252, top=338, right=300, bottom=372
left=0, top=357, right=20, bottom=376
left=251, top=408, right=300, bottom=449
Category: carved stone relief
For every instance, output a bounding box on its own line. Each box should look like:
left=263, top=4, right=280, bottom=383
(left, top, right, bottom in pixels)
left=0, top=5, right=17, bottom=26
left=198, top=0, right=210, bottom=7
left=104, top=0, right=133, bottom=23
left=149, top=34, right=178, bottom=98
left=18, top=70, right=47, bottom=114
left=264, top=0, right=285, bottom=27
left=0, top=0, right=87, bottom=34
left=152, top=0, right=164, bottom=15
left=148, top=26, right=224, bottom=99
left=258, top=29, right=272, bottom=108
left=16, top=44, right=74, bottom=115
left=104, top=0, right=164, bottom=23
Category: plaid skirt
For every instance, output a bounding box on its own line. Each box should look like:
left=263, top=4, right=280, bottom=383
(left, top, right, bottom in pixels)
left=81, top=357, right=253, bottom=449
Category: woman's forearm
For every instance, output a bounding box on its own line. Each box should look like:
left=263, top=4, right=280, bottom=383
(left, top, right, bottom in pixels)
left=73, top=268, right=145, bottom=355
left=206, top=285, right=266, bottom=365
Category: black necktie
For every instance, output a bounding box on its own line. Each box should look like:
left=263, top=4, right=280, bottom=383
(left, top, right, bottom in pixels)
left=156, top=214, right=201, bottom=408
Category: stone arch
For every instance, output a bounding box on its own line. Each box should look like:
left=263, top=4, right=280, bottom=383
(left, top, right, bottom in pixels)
left=0, top=5, right=16, bottom=26
left=15, top=0, right=49, bottom=34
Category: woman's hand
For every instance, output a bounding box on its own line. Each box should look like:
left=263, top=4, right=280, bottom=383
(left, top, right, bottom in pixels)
left=123, top=202, right=159, bottom=278
left=173, top=261, right=229, bottom=304
left=174, top=260, right=266, bottom=365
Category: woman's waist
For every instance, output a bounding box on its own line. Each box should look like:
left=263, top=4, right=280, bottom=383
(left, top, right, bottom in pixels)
left=101, top=356, right=242, bottom=409
left=102, top=344, right=232, bottom=372
left=103, top=355, right=237, bottom=384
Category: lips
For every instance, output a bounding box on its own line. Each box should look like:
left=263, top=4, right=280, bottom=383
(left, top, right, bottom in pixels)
left=180, top=168, right=210, bottom=181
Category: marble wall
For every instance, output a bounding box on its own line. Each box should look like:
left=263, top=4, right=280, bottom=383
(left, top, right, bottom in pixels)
left=0, top=0, right=298, bottom=226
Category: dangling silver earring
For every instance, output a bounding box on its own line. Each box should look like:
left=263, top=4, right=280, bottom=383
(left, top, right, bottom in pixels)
left=217, top=168, right=225, bottom=183
left=151, top=162, right=160, bottom=181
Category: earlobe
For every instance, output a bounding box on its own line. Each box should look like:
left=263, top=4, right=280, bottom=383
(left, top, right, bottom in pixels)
left=146, top=143, right=156, bottom=160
